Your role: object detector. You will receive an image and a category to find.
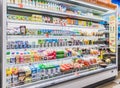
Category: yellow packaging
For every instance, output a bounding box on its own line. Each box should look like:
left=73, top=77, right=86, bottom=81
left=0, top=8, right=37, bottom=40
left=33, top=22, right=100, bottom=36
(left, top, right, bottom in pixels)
left=78, top=20, right=82, bottom=26
left=38, top=15, right=42, bottom=22
left=24, top=66, right=32, bottom=83
left=82, top=21, right=87, bottom=26
left=6, top=68, right=12, bottom=76
left=35, top=15, right=42, bottom=22
left=100, top=51, right=103, bottom=60
left=18, top=0, right=22, bottom=4
left=12, top=67, right=18, bottom=75
left=32, top=15, right=36, bottom=22
left=30, top=51, right=34, bottom=62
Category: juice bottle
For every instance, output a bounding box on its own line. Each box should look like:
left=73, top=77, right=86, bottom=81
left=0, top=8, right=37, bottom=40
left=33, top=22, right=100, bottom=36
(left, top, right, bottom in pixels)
left=18, top=0, right=22, bottom=4
left=22, top=0, right=26, bottom=5
left=24, top=66, right=32, bottom=83
left=26, top=51, right=31, bottom=63
left=27, top=0, right=30, bottom=6
left=39, top=0, right=43, bottom=9
left=10, top=52, right=16, bottom=64
left=42, top=0, right=46, bottom=9
left=32, top=0, right=36, bottom=7
left=19, top=53, right=24, bottom=63
left=38, top=0, right=42, bottom=8
left=25, top=0, right=29, bottom=6
left=18, top=66, right=26, bottom=85
left=30, top=51, right=34, bottom=62
left=44, top=0, right=48, bottom=9
left=11, top=67, right=18, bottom=86
left=47, top=1, right=50, bottom=10
left=15, top=52, right=20, bottom=64
left=34, top=64, right=41, bottom=80
left=6, top=67, right=12, bottom=87
left=10, top=0, right=14, bottom=4
left=36, top=0, right=38, bottom=7
left=30, top=65, right=37, bottom=82
left=15, top=0, right=19, bottom=4
left=55, top=65, right=60, bottom=75
left=48, top=2, right=51, bottom=10
left=49, top=64, right=55, bottom=77
left=6, top=52, right=11, bottom=64
left=44, top=64, right=49, bottom=79
left=34, top=52, right=40, bottom=62
left=39, top=64, right=45, bottom=79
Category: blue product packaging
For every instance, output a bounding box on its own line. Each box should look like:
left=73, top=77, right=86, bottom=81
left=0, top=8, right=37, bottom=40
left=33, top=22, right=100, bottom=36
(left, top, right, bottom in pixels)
left=10, top=53, right=16, bottom=64
left=11, top=41, right=15, bottom=49
left=33, top=64, right=41, bottom=80
left=55, top=65, right=60, bottom=74
left=19, top=41, right=23, bottom=49
left=23, top=41, right=26, bottom=48
left=68, top=51, right=72, bottom=57
left=30, top=65, right=37, bottom=82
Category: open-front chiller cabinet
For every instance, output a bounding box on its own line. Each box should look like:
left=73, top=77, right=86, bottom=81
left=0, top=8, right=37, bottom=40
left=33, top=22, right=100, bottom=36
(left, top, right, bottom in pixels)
left=0, top=0, right=118, bottom=88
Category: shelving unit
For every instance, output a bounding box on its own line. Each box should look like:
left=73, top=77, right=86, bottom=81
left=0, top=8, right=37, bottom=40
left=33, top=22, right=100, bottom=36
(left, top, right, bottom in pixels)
left=7, top=4, right=104, bottom=22
left=8, top=20, right=105, bottom=30
left=0, top=0, right=118, bottom=88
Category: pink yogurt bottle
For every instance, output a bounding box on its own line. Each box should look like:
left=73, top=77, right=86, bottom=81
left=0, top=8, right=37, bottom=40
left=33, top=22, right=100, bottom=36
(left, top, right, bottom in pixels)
left=19, top=53, right=24, bottom=63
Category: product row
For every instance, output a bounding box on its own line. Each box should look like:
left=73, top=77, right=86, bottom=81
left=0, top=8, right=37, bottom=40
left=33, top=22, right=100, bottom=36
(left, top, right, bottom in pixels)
left=6, top=47, right=114, bottom=65
left=7, top=26, right=104, bottom=36
left=7, top=14, right=104, bottom=27
left=6, top=56, right=98, bottom=87
left=7, top=0, right=102, bottom=18
left=6, top=53, right=116, bottom=87
left=8, top=0, right=67, bottom=12
left=7, top=39, right=107, bottom=49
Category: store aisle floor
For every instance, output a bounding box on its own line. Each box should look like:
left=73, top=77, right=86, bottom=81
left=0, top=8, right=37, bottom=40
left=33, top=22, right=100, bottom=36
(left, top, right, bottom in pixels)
left=97, top=72, right=120, bottom=88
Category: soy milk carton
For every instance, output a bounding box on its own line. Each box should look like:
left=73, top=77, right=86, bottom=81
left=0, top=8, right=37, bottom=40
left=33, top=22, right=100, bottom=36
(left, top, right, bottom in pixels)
left=30, top=65, right=37, bottom=82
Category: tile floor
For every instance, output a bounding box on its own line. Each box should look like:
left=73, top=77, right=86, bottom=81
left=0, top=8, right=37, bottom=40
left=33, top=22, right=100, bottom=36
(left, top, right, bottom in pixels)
left=96, top=72, right=120, bottom=88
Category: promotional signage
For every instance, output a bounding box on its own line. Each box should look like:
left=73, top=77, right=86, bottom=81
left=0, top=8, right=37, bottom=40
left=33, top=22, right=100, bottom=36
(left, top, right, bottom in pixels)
left=109, top=15, right=116, bottom=52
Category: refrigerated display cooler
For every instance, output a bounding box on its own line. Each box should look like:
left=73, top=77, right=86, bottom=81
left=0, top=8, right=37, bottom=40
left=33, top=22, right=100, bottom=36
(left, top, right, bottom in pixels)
left=0, top=0, right=118, bottom=88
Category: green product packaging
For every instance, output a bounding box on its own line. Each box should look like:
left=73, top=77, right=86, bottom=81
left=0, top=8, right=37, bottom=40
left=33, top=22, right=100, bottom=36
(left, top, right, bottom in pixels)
left=39, top=64, right=45, bottom=77
left=56, top=54, right=64, bottom=59
left=28, top=17, right=32, bottom=21
left=37, top=30, right=42, bottom=35
left=38, top=39, right=44, bottom=44
left=88, top=22, right=92, bottom=26
left=78, top=50, right=82, bottom=55
left=7, top=57, right=10, bottom=64
left=6, top=52, right=10, bottom=55
left=56, top=51, right=64, bottom=54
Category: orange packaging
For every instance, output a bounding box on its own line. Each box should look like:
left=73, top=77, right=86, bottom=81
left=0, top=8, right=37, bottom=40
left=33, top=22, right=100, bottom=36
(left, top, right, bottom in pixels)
left=98, top=0, right=111, bottom=3
left=83, top=0, right=97, bottom=4
left=67, top=18, right=71, bottom=24
left=89, top=0, right=97, bottom=4
left=82, top=0, right=111, bottom=5
left=84, top=0, right=89, bottom=2
left=108, top=3, right=117, bottom=9
left=107, top=0, right=111, bottom=3
left=67, top=18, right=74, bottom=25
left=97, top=0, right=108, bottom=8
left=66, top=10, right=74, bottom=14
